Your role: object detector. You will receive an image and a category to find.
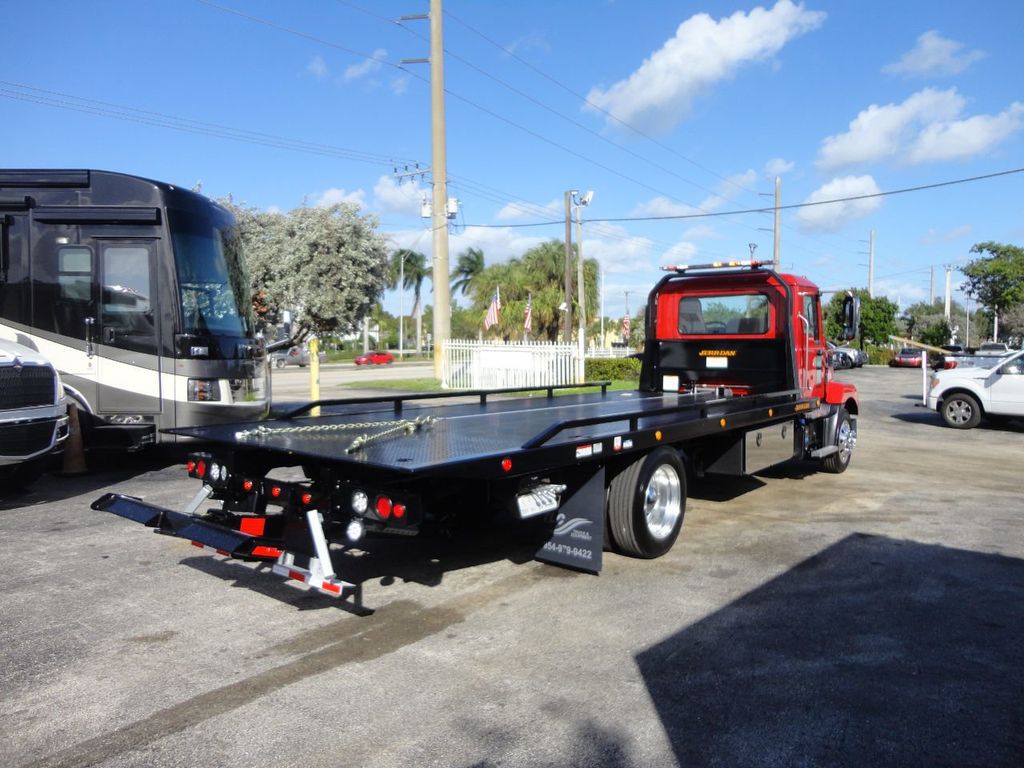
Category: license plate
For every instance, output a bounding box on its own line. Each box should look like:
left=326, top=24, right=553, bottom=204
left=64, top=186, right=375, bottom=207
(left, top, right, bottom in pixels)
left=516, top=483, right=567, bottom=519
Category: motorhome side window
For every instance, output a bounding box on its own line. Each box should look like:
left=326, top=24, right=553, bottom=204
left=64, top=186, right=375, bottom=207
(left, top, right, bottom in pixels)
left=58, top=247, right=93, bottom=302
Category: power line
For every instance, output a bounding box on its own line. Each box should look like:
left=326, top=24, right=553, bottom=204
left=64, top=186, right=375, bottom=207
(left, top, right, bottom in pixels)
left=0, top=80, right=418, bottom=168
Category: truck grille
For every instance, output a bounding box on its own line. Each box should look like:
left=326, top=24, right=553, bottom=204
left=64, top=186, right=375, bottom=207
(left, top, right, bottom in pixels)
left=0, top=420, right=56, bottom=457
left=0, top=365, right=56, bottom=408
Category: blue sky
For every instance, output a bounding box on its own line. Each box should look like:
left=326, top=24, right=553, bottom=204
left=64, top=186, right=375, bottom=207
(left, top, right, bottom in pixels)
left=4, top=1, right=1023, bottom=319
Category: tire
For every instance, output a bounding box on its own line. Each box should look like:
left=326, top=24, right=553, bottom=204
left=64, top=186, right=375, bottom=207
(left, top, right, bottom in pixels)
left=822, top=408, right=856, bottom=474
left=607, top=447, right=686, bottom=558
left=275, top=358, right=286, bottom=369
left=941, top=393, right=981, bottom=429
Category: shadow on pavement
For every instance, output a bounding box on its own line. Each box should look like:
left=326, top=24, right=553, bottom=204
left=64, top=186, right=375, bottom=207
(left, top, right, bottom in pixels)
left=636, top=533, right=1024, bottom=768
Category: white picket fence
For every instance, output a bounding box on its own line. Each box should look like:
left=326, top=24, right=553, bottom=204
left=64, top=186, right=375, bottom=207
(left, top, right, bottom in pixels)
left=442, top=339, right=583, bottom=390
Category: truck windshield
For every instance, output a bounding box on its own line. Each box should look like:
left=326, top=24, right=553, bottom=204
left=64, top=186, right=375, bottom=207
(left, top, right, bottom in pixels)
left=169, top=204, right=252, bottom=337
left=678, top=293, right=769, bottom=335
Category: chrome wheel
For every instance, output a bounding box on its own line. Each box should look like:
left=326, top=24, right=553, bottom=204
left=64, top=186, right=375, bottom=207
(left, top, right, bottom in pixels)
left=944, top=398, right=973, bottom=426
left=836, top=418, right=857, bottom=464
left=643, top=465, right=683, bottom=541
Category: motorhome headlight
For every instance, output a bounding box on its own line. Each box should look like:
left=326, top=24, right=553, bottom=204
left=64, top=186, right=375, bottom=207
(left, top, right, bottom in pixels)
left=351, top=490, right=368, bottom=514
left=187, top=378, right=222, bottom=402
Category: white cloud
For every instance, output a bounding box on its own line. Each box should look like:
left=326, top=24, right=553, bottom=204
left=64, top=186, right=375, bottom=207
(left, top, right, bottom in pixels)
left=631, top=196, right=700, bottom=218
left=682, top=225, right=719, bottom=240
left=311, top=187, right=366, bottom=208
left=660, top=241, right=700, bottom=268
left=632, top=169, right=757, bottom=219
left=344, top=49, right=388, bottom=82
left=919, top=225, right=972, bottom=246
left=585, top=1, right=825, bottom=134
left=764, top=157, right=794, bottom=176
left=496, top=198, right=562, bottom=222
left=372, top=175, right=426, bottom=217
left=795, top=175, right=882, bottom=233
left=907, top=102, right=1024, bottom=163
left=390, top=76, right=409, bottom=96
left=817, top=89, right=1023, bottom=169
left=875, top=279, right=928, bottom=308
left=505, top=31, right=551, bottom=56
left=583, top=224, right=657, bottom=275
left=883, top=31, right=986, bottom=78
left=817, top=88, right=964, bottom=169
left=307, top=55, right=329, bottom=80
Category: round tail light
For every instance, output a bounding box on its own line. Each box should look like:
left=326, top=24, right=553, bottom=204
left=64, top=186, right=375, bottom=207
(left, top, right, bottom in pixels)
left=375, top=495, right=392, bottom=519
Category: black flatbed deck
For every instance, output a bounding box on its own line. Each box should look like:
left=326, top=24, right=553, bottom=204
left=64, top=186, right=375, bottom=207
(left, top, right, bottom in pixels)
left=173, top=386, right=809, bottom=477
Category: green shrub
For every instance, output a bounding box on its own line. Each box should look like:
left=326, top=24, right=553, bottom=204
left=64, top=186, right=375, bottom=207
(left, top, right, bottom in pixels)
left=585, top=357, right=642, bottom=381
left=866, top=345, right=895, bottom=365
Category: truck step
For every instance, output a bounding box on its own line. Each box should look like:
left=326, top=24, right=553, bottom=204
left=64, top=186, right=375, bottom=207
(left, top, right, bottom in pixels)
left=810, top=445, right=838, bottom=458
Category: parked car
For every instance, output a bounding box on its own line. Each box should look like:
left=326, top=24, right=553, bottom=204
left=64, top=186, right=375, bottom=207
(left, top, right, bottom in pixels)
left=975, top=342, right=1012, bottom=357
left=927, top=348, right=1024, bottom=428
left=889, top=347, right=924, bottom=368
left=271, top=346, right=310, bottom=368
left=828, top=341, right=867, bottom=368
left=0, top=339, right=69, bottom=488
left=354, top=351, right=394, bottom=366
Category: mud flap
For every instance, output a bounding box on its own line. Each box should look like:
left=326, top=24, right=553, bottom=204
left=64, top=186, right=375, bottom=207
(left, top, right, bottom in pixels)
left=535, top=466, right=604, bottom=574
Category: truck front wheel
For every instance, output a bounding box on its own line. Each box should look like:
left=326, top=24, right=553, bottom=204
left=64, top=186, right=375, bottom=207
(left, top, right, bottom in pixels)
left=822, top=408, right=856, bottom=474
left=941, top=393, right=981, bottom=429
left=607, top=447, right=686, bottom=559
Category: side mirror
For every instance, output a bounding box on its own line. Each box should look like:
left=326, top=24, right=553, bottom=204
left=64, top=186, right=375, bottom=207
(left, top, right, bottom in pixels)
left=841, top=295, right=860, bottom=341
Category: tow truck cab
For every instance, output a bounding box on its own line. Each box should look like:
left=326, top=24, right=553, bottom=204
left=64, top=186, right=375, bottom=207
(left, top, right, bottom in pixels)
left=640, top=262, right=858, bottom=410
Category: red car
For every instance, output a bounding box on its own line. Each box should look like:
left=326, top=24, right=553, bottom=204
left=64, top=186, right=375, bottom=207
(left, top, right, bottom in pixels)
left=889, top=347, right=923, bottom=367
left=354, top=351, right=394, bottom=366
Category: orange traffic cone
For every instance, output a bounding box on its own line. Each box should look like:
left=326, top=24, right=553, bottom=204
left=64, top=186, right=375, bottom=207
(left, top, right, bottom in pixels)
left=61, top=402, right=88, bottom=475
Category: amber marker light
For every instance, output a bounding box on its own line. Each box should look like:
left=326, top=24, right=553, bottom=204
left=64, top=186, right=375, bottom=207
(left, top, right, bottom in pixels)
left=720, top=418, right=727, bottom=428
left=654, top=431, right=662, bottom=441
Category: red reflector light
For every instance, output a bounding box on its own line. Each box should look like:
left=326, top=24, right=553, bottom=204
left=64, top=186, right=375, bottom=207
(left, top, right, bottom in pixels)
left=251, top=545, right=282, bottom=559
left=239, top=517, right=266, bottom=536
left=186, top=460, right=196, bottom=473
left=270, top=486, right=282, bottom=498
left=376, top=495, right=392, bottom=518
left=196, top=460, right=207, bottom=478
left=301, top=492, right=313, bottom=505
left=393, top=503, right=406, bottom=519
left=501, top=458, right=513, bottom=472
left=242, top=479, right=254, bottom=492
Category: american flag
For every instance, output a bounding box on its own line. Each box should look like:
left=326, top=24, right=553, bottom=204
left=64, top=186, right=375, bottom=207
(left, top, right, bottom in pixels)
left=523, top=293, right=533, bottom=332
left=484, top=286, right=501, bottom=330
left=622, top=313, right=631, bottom=342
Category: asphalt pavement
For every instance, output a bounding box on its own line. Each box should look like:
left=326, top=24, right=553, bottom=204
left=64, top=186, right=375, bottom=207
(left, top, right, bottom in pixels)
left=1, top=367, right=1022, bottom=768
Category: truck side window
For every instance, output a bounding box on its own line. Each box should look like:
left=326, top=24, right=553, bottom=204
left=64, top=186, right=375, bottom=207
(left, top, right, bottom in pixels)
left=802, top=295, right=819, bottom=340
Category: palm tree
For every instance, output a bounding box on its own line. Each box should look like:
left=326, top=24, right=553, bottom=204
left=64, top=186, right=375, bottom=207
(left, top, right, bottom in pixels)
left=451, top=247, right=485, bottom=298
left=390, top=249, right=430, bottom=353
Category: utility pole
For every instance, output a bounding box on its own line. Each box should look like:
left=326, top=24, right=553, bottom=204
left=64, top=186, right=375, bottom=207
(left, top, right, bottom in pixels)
left=402, top=2, right=451, bottom=377
left=944, top=264, right=952, bottom=320
left=563, top=190, right=573, bottom=342
left=429, top=0, right=450, bottom=377
left=868, top=229, right=875, bottom=299
left=929, top=266, right=935, bottom=305
left=773, top=175, right=781, bottom=269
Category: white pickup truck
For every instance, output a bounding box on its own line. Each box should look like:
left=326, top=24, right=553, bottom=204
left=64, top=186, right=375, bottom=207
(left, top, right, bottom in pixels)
left=927, top=348, right=1024, bottom=428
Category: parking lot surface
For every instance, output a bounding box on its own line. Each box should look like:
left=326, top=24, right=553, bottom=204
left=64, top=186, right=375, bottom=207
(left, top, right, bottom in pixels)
left=1, top=368, right=1022, bottom=768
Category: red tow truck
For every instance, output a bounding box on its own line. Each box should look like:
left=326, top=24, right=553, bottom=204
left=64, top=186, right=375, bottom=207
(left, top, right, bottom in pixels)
left=94, top=261, right=859, bottom=603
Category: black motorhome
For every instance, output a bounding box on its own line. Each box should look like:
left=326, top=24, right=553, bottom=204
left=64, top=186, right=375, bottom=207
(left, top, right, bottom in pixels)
left=0, top=169, right=269, bottom=448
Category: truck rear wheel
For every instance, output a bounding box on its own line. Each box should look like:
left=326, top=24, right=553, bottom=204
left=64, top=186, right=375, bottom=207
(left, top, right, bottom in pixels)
left=941, top=393, right=981, bottom=429
left=607, top=447, right=686, bottom=559
left=822, top=408, right=855, bottom=474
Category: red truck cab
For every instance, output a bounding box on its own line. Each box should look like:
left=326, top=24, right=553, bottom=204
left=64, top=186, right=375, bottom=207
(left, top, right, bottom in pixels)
left=641, top=261, right=858, bottom=414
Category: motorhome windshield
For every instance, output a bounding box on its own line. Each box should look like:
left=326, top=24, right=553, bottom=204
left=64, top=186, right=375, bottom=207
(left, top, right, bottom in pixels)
left=169, top=205, right=252, bottom=337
